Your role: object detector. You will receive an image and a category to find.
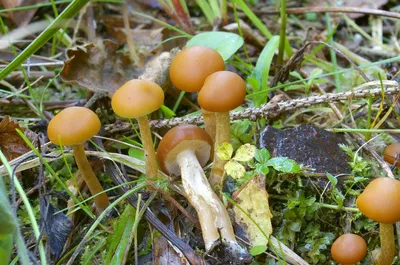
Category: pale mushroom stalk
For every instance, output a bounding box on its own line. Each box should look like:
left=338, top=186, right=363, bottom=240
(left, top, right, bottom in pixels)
left=202, top=109, right=216, bottom=142
left=209, top=112, right=230, bottom=187
left=137, top=116, right=158, bottom=178
left=72, top=144, right=110, bottom=213
left=372, top=223, right=395, bottom=265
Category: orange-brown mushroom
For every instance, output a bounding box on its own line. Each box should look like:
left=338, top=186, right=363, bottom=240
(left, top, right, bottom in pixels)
left=48, top=106, right=109, bottom=213
left=157, top=125, right=246, bottom=256
left=356, top=177, right=400, bottom=265
left=331, top=233, right=367, bottom=265
left=169, top=46, right=225, bottom=141
left=198, top=71, right=246, bottom=188
left=384, top=143, right=400, bottom=167
left=112, top=79, right=164, bottom=179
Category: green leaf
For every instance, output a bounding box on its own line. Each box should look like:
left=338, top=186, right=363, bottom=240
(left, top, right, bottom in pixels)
left=289, top=220, right=302, bottom=232
left=128, top=148, right=144, bottom=161
left=326, top=173, right=338, bottom=186
left=186, top=32, right=244, bottom=60
left=249, top=245, right=267, bottom=256
left=160, top=105, right=176, bottom=118
left=0, top=178, right=16, bottom=235
left=230, top=119, right=255, bottom=150
left=224, top=160, right=246, bottom=179
left=254, top=148, right=270, bottom=164
left=0, top=233, right=13, bottom=265
left=216, top=142, right=233, bottom=161
left=255, top=164, right=269, bottom=175
left=266, top=157, right=300, bottom=173
left=233, top=144, right=256, bottom=162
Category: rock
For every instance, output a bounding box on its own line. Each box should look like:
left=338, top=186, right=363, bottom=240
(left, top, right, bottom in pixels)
left=259, top=124, right=351, bottom=174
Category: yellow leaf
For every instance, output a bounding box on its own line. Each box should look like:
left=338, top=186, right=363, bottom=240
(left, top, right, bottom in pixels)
left=233, top=175, right=273, bottom=246
left=224, top=160, right=246, bottom=179
left=233, top=143, right=256, bottom=162
left=216, top=142, right=233, bottom=161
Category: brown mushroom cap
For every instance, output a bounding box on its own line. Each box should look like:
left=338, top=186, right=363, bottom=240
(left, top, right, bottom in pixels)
left=198, top=71, right=246, bottom=112
left=111, top=79, right=164, bottom=118
left=384, top=143, right=400, bottom=167
left=157, top=125, right=213, bottom=176
left=47, top=107, right=101, bottom=146
left=169, top=46, right=225, bottom=93
left=356, top=177, right=400, bottom=224
left=331, top=233, right=367, bottom=265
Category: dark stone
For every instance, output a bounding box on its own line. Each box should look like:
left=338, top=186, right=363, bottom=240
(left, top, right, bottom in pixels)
left=259, top=124, right=351, bottom=174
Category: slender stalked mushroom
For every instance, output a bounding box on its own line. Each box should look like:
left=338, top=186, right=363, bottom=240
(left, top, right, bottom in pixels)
left=47, top=107, right=110, bottom=213
left=356, top=178, right=400, bottom=265
left=331, top=233, right=367, bottom=265
left=384, top=142, right=400, bottom=167
left=157, top=125, right=246, bottom=256
left=111, top=79, right=164, bottom=179
left=169, top=46, right=225, bottom=141
left=198, top=71, right=246, bottom=188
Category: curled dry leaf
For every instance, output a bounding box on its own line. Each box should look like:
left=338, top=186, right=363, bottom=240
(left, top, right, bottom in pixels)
left=1, top=0, right=44, bottom=27
left=0, top=116, right=30, bottom=163
left=233, top=175, right=273, bottom=246
left=61, top=40, right=136, bottom=96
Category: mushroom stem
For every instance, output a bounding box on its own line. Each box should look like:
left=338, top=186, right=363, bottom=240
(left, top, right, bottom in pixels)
left=72, top=144, right=110, bottom=213
left=177, top=149, right=237, bottom=250
left=137, top=116, right=158, bottom=179
left=209, top=111, right=230, bottom=188
left=202, top=109, right=216, bottom=143
left=372, top=223, right=395, bottom=265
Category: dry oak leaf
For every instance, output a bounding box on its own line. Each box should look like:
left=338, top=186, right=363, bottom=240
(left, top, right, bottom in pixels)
left=0, top=116, right=30, bottom=162
left=61, top=40, right=136, bottom=96
left=1, top=0, right=44, bottom=27
left=233, top=175, right=273, bottom=246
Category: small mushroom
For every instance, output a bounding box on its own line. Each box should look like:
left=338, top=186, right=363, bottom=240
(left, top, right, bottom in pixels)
left=331, top=233, right=367, bottom=265
left=157, top=125, right=246, bottom=256
left=198, top=71, right=246, bottom=188
left=384, top=142, right=400, bottom=167
left=169, top=46, right=225, bottom=141
left=47, top=106, right=110, bottom=213
left=356, top=177, right=400, bottom=265
left=111, top=79, right=164, bottom=179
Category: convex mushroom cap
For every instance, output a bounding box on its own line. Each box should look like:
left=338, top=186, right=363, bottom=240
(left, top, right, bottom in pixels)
left=198, top=71, right=246, bottom=112
left=384, top=143, right=400, bottom=167
left=356, top=177, right=400, bottom=224
left=331, top=233, right=367, bottom=265
left=47, top=106, right=101, bottom=146
left=169, top=46, right=225, bottom=92
left=157, top=125, right=213, bottom=176
left=111, top=79, right=164, bottom=118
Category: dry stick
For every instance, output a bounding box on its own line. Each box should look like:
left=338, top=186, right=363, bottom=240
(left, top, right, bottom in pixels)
left=105, top=84, right=400, bottom=134
left=259, top=6, right=400, bottom=20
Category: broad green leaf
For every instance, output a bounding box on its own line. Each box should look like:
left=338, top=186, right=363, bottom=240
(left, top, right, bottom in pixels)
left=254, top=148, right=270, bottom=164
left=326, top=173, right=338, bottom=187
left=128, top=148, right=144, bottom=161
left=0, top=233, right=13, bottom=265
left=233, top=144, right=256, bottom=162
left=186, top=32, right=244, bottom=60
left=255, top=164, right=269, bottom=175
left=216, top=142, right=233, bottom=161
left=249, top=245, right=267, bottom=256
left=266, top=157, right=300, bottom=173
left=225, top=160, right=246, bottom=179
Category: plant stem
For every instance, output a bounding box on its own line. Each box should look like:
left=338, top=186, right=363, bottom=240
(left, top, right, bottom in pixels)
left=373, top=223, right=395, bottom=265
left=72, top=144, right=109, bottom=213
left=137, top=116, right=158, bottom=179
left=210, top=111, right=230, bottom=188
left=202, top=109, right=216, bottom=143
left=330, top=128, right=400, bottom=133
left=277, top=0, right=287, bottom=68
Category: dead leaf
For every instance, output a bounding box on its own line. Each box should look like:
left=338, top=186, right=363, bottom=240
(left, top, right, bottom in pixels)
left=1, top=0, right=44, bottom=27
left=233, top=175, right=273, bottom=246
left=60, top=40, right=137, bottom=96
left=0, top=116, right=30, bottom=162
left=153, top=235, right=188, bottom=265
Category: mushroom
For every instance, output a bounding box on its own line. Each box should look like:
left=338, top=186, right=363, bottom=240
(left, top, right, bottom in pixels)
left=111, top=79, right=164, bottom=179
left=331, top=233, right=367, bottom=265
left=47, top=106, right=110, bottom=213
left=198, top=71, right=246, bottom=188
left=384, top=142, right=400, bottom=167
left=356, top=177, right=400, bottom=265
left=157, top=124, right=246, bottom=256
left=169, top=46, right=225, bottom=141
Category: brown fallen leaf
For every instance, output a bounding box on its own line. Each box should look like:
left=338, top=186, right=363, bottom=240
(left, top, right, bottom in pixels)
left=233, top=175, right=273, bottom=246
left=0, top=116, right=30, bottom=162
left=60, top=40, right=137, bottom=96
left=1, top=0, right=44, bottom=27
